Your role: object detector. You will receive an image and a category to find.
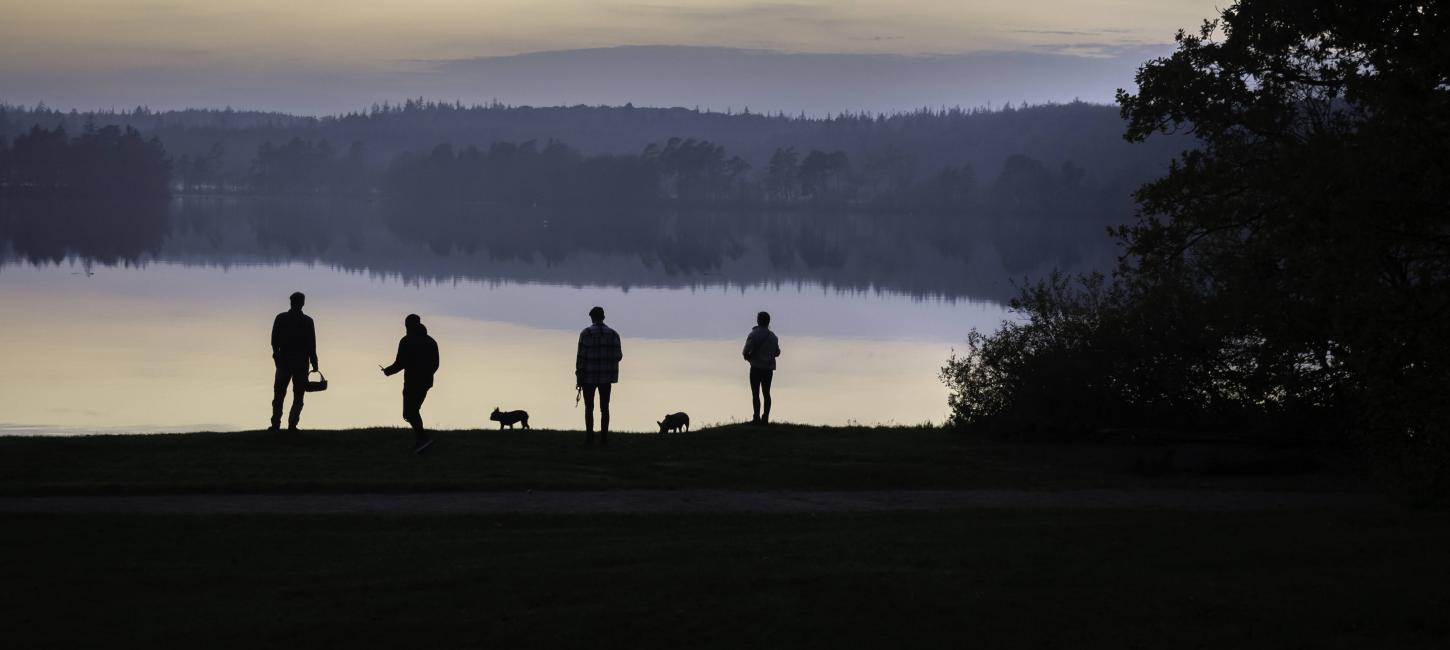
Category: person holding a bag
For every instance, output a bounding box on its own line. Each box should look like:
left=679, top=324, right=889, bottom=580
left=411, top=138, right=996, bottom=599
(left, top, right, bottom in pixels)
left=269, top=291, right=319, bottom=432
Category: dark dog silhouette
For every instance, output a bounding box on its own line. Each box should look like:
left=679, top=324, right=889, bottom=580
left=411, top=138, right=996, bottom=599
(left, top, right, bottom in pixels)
left=657, top=412, right=690, bottom=433
left=490, top=408, right=530, bottom=429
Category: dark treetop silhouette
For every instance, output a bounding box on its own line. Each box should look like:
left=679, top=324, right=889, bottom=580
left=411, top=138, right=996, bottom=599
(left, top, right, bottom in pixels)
left=743, top=310, right=781, bottom=424
left=938, top=0, right=1450, bottom=505
left=575, top=306, right=623, bottom=445
left=381, top=313, right=440, bottom=453
left=269, top=291, right=318, bottom=431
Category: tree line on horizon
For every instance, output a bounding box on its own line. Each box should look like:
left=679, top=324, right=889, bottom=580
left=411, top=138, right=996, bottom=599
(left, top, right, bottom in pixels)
left=381, top=136, right=1120, bottom=215
left=0, top=123, right=169, bottom=197
left=0, top=115, right=1139, bottom=239
left=0, top=100, right=1185, bottom=200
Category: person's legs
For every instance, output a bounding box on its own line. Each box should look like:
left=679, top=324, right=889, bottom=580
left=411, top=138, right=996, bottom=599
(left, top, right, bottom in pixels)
left=401, top=389, right=416, bottom=428
left=402, top=387, right=424, bottom=431
left=759, top=369, right=773, bottom=423
left=403, top=386, right=431, bottom=447
left=598, top=384, right=612, bottom=443
left=271, top=364, right=289, bottom=429
left=287, top=368, right=306, bottom=429
left=582, top=384, right=597, bottom=442
left=749, top=368, right=763, bottom=423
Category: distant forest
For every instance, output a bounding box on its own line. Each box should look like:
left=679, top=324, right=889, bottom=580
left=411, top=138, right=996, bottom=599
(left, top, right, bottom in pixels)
left=0, top=100, right=1189, bottom=211
left=0, top=123, right=169, bottom=197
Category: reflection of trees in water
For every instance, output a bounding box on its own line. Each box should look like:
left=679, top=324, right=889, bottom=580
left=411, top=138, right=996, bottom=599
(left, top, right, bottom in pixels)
left=380, top=201, right=1108, bottom=298
left=0, top=198, right=170, bottom=266
left=0, top=196, right=1114, bottom=301
left=642, top=211, right=747, bottom=275
left=382, top=200, right=658, bottom=265
left=245, top=198, right=340, bottom=257
left=384, top=203, right=872, bottom=277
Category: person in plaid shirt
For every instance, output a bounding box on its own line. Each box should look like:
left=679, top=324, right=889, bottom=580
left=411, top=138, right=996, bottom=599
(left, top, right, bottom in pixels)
left=576, top=306, right=622, bottom=444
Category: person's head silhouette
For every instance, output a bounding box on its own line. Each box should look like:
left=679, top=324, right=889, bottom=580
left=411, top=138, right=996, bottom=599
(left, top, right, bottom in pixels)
left=758, top=311, right=770, bottom=328
left=405, top=313, right=422, bottom=332
left=290, top=292, right=305, bottom=310
left=589, top=306, right=605, bottom=323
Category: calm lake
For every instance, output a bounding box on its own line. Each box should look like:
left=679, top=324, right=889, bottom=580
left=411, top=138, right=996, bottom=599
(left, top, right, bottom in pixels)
left=0, top=196, right=1102, bottom=434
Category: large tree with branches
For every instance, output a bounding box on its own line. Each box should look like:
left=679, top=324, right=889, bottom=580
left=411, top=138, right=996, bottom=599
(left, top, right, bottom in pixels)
left=1117, top=1, right=1450, bottom=485
left=946, top=1, right=1450, bottom=496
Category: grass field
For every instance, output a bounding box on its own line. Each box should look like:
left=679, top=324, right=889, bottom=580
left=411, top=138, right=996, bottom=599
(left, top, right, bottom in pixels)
left=3, top=509, right=1447, bottom=649
left=0, top=424, right=1355, bottom=495
left=3, top=425, right=1416, bottom=648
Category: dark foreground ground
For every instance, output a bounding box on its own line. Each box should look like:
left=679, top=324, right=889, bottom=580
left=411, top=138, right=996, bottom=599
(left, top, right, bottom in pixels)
left=0, top=424, right=1359, bottom=494
left=3, top=425, right=1441, bottom=648
left=4, top=510, right=1448, bottom=649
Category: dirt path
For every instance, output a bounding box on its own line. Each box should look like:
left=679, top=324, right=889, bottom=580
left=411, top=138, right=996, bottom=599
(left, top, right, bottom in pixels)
left=0, top=489, right=1382, bottom=514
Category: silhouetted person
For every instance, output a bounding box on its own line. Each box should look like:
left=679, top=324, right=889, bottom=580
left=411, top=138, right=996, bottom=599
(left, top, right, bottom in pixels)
left=270, top=291, right=318, bottom=431
left=381, top=313, right=440, bottom=453
left=743, top=311, right=781, bottom=424
left=576, top=306, right=622, bottom=444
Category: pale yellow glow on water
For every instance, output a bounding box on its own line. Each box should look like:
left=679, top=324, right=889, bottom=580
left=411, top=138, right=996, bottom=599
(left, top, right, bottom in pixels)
left=0, top=262, right=997, bottom=434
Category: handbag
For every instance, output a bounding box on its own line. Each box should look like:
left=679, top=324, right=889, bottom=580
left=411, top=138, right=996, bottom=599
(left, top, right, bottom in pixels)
left=305, top=370, right=328, bottom=392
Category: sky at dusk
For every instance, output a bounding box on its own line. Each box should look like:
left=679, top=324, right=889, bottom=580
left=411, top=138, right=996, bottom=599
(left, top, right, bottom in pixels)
left=1, top=1, right=1220, bottom=115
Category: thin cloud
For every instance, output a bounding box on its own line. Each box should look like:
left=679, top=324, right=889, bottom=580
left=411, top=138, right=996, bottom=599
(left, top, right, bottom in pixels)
left=615, top=2, right=840, bottom=22
left=1038, top=41, right=1166, bottom=58
left=610, top=1, right=857, bottom=33
left=1014, top=27, right=1140, bottom=36
left=1014, top=29, right=1102, bottom=36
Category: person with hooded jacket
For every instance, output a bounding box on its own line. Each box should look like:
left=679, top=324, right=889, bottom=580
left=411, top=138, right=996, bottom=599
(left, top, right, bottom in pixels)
left=742, top=310, right=781, bottom=424
left=381, top=313, right=439, bottom=453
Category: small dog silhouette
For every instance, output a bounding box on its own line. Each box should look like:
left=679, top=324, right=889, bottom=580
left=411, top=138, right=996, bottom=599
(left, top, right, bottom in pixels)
left=490, top=408, right=530, bottom=429
left=658, top=412, right=690, bottom=433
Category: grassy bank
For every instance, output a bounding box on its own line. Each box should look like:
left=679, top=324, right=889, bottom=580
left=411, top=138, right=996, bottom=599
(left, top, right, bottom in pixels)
left=3, top=509, right=1446, bottom=649
left=0, top=424, right=1354, bottom=495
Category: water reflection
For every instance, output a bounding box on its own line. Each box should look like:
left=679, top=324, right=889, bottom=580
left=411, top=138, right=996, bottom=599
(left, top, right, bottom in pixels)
left=0, top=197, right=170, bottom=267
left=0, top=197, right=1065, bottom=433
left=2, top=196, right=1108, bottom=300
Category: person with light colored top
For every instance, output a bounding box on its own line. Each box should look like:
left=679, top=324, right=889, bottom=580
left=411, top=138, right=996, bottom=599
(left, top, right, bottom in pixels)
left=742, top=311, right=781, bottom=424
